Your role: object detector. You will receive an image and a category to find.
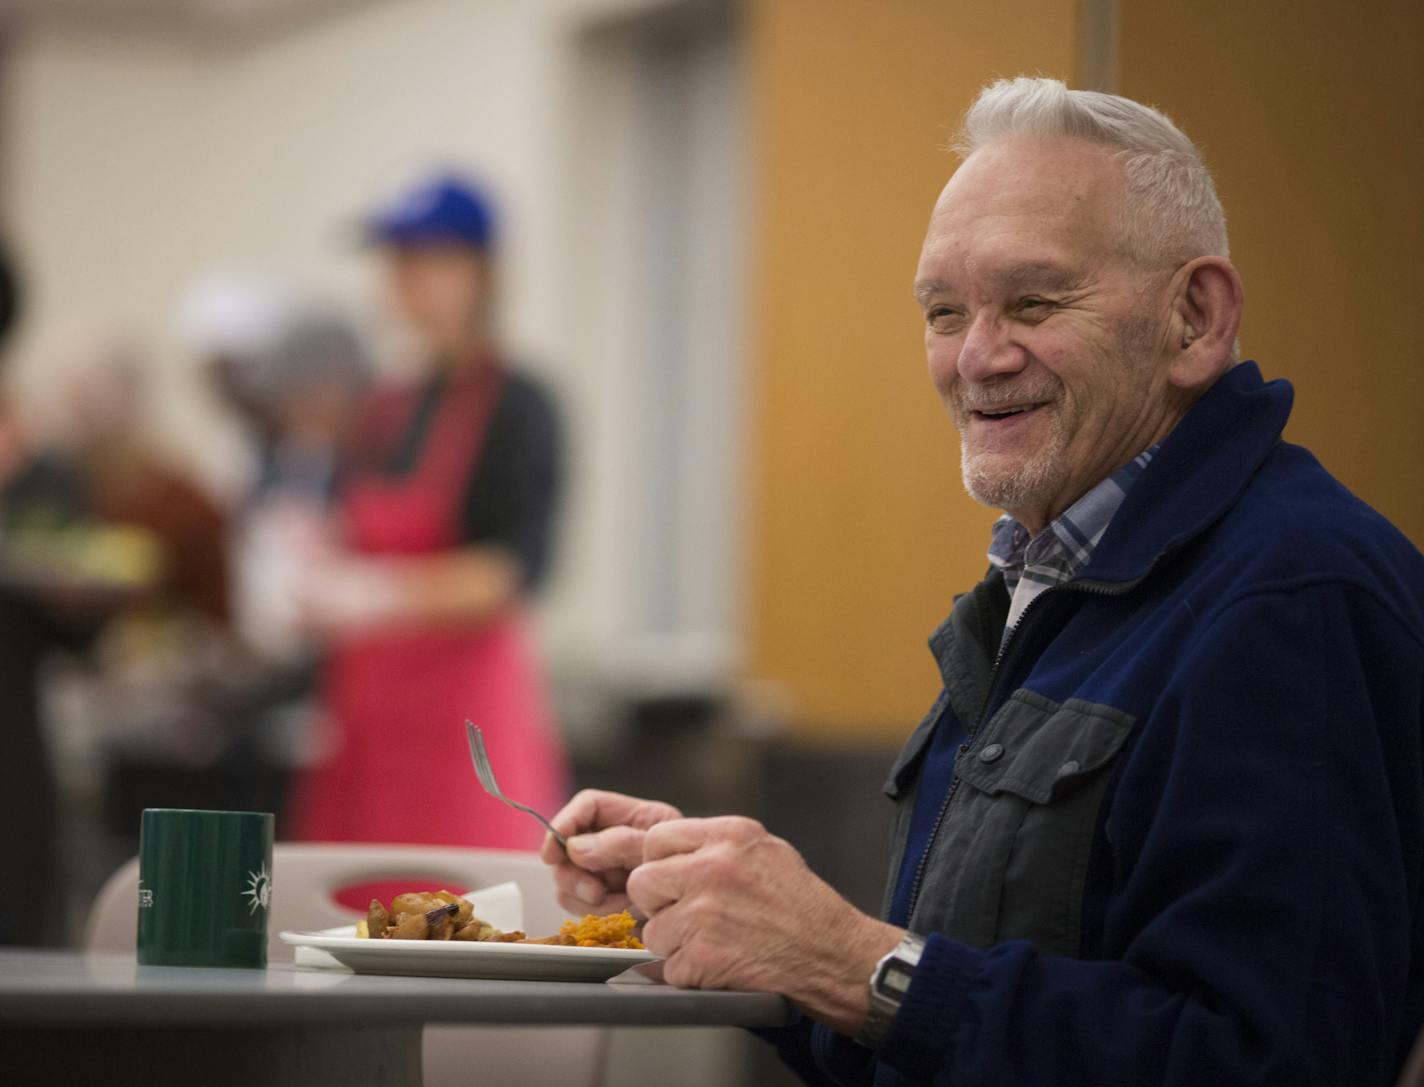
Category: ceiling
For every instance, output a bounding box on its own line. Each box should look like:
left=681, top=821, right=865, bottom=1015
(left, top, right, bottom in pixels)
left=0, top=0, right=378, bottom=40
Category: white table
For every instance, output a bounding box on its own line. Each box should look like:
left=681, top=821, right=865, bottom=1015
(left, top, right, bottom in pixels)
left=0, top=949, right=791, bottom=1086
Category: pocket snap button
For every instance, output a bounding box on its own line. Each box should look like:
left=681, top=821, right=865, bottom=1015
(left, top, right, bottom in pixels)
left=1057, top=760, right=1081, bottom=778
left=978, top=743, right=1004, bottom=763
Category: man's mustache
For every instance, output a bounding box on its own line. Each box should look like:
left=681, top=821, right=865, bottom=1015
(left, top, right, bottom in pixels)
left=952, top=383, right=1063, bottom=414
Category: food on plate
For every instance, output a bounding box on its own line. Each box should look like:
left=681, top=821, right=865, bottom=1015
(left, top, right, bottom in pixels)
left=358, top=890, right=526, bottom=942
left=355, top=890, right=642, bottom=949
left=523, top=911, right=644, bottom=949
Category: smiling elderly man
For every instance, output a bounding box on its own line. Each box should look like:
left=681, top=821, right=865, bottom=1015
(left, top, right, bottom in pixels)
left=542, top=78, right=1424, bottom=1085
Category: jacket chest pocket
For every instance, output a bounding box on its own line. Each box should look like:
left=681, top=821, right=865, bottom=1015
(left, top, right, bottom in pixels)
left=911, top=690, right=1135, bottom=957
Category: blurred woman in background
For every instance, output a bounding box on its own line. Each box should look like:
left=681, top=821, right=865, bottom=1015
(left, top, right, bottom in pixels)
left=291, top=173, right=567, bottom=849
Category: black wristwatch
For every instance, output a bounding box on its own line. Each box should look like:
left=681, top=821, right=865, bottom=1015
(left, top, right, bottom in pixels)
left=855, top=931, right=926, bottom=1050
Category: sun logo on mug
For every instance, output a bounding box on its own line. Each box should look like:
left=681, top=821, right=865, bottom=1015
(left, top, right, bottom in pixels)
left=242, top=864, right=272, bottom=914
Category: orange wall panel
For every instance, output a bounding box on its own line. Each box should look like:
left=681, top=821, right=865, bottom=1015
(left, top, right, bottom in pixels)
left=1118, top=0, right=1424, bottom=546
left=741, top=1, right=1079, bottom=738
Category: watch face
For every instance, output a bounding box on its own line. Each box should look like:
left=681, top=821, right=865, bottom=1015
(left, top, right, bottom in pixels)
left=884, top=966, right=913, bottom=996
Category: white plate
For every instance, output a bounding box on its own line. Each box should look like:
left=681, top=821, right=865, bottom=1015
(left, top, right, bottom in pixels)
left=280, top=929, right=658, bottom=983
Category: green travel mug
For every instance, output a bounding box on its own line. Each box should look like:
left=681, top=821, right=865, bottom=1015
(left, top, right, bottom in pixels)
left=137, top=808, right=275, bottom=969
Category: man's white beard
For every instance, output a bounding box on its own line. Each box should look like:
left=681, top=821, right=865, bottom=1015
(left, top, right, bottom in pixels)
left=958, top=405, right=1070, bottom=514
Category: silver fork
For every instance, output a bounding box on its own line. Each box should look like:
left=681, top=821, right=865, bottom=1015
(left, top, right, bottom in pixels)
left=465, top=720, right=568, bottom=849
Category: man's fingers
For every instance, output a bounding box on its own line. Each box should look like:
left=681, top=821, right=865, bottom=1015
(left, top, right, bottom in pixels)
left=548, top=790, right=610, bottom=840
left=539, top=830, right=566, bottom=866
left=643, top=815, right=762, bottom=862
left=553, top=858, right=631, bottom=905
left=641, top=819, right=713, bottom=862
left=639, top=899, right=689, bottom=962
left=549, top=790, right=683, bottom=840
left=553, top=861, right=608, bottom=906
left=625, top=853, right=699, bottom=917
left=567, top=825, right=648, bottom=873
left=555, top=888, right=633, bottom=917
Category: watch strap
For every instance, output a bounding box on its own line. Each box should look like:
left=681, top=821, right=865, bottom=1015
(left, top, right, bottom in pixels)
left=855, top=931, right=926, bottom=1050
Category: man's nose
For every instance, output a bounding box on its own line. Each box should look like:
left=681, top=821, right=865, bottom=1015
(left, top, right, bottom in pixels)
left=956, top=312, right=1027, bottom=384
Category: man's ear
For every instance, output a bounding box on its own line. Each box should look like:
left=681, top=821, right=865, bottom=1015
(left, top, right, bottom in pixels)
left=1168, top=256, right=1243, bottom=391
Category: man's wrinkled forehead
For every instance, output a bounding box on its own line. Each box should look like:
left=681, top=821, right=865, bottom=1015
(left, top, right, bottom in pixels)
left=921, top=137, right=1127, bottom=267
left=943, top=136, right=1122, bottom=208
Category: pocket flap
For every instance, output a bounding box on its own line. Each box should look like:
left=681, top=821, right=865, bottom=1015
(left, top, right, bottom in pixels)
left=956, top=690, right=1135, bottom=803
left=884, top=690, right=951, bottom=799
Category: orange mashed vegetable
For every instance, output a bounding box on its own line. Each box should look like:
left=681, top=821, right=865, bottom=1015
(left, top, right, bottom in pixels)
left=557, top=912, right=644, bottom=949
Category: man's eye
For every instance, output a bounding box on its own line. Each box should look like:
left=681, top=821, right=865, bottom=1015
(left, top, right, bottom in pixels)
left=925, top=307, right=964, bottom=332
left=1016, top=296, right=1055, bottom=315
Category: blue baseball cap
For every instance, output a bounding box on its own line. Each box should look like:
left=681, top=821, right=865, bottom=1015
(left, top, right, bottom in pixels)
left=364, top=172, right=496, bottom=249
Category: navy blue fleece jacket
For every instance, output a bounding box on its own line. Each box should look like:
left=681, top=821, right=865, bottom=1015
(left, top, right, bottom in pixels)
left=766, top=361, right=1424, bottom=1086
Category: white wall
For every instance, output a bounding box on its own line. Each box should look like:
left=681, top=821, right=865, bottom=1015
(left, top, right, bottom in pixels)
left=5, top=0, right=578, bottom=486
left=558, top=2, right=747, bottom=704
left=1, top=0, right=750, bottom=707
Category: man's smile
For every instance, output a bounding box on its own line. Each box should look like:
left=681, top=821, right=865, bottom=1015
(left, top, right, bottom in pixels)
left=971, top=402, right=1046, bottom=421
left=964, top=401, right=1054, bottom=445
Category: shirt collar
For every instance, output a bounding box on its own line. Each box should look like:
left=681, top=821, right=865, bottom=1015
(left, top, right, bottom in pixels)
left=987, top=445, right=1158, bottom=593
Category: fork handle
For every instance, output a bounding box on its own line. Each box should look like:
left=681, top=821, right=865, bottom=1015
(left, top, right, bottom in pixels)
left=540, top=817, right=569, bottom=850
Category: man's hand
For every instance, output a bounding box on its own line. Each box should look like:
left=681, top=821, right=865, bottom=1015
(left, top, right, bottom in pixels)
left=626, top=816, right=903, bottom=1036
left=540, top=789, right=682, bottom=916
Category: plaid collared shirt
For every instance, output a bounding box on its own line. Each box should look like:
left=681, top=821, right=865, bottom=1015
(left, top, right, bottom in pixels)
left=987, top=446, right=1158, bottom=640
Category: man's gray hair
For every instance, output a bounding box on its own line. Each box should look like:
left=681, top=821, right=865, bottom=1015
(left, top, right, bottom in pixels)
left=954, top=77, right=1229, bottom=268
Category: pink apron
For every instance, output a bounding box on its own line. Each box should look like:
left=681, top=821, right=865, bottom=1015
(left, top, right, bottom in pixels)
left=292, top=361, right=568, bottom=849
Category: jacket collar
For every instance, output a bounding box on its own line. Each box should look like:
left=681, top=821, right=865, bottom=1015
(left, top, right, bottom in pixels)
left=1079, top=360, right=1293, bottom=586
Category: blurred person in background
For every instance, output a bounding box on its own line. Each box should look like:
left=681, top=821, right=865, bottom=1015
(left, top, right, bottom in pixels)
left=178, top=274, right=370, bottom=667
left=55, top=293, right=366, bottom=862
left=230, top=308, right=372, bottom=668
left=62, top=341, right=230, bottom=631
left=178, top=272, right=294, bottom=463
left=51, top=338, right=257, bottom=847
left=0, top=242, right=110, bottom=945
left=290, top=172, right=567, bottom=849
left=220, top=307, right=374, bottom=822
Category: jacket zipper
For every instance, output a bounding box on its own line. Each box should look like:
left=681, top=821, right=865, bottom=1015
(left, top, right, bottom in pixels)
left=902, top=574, right=1144, bottom=924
